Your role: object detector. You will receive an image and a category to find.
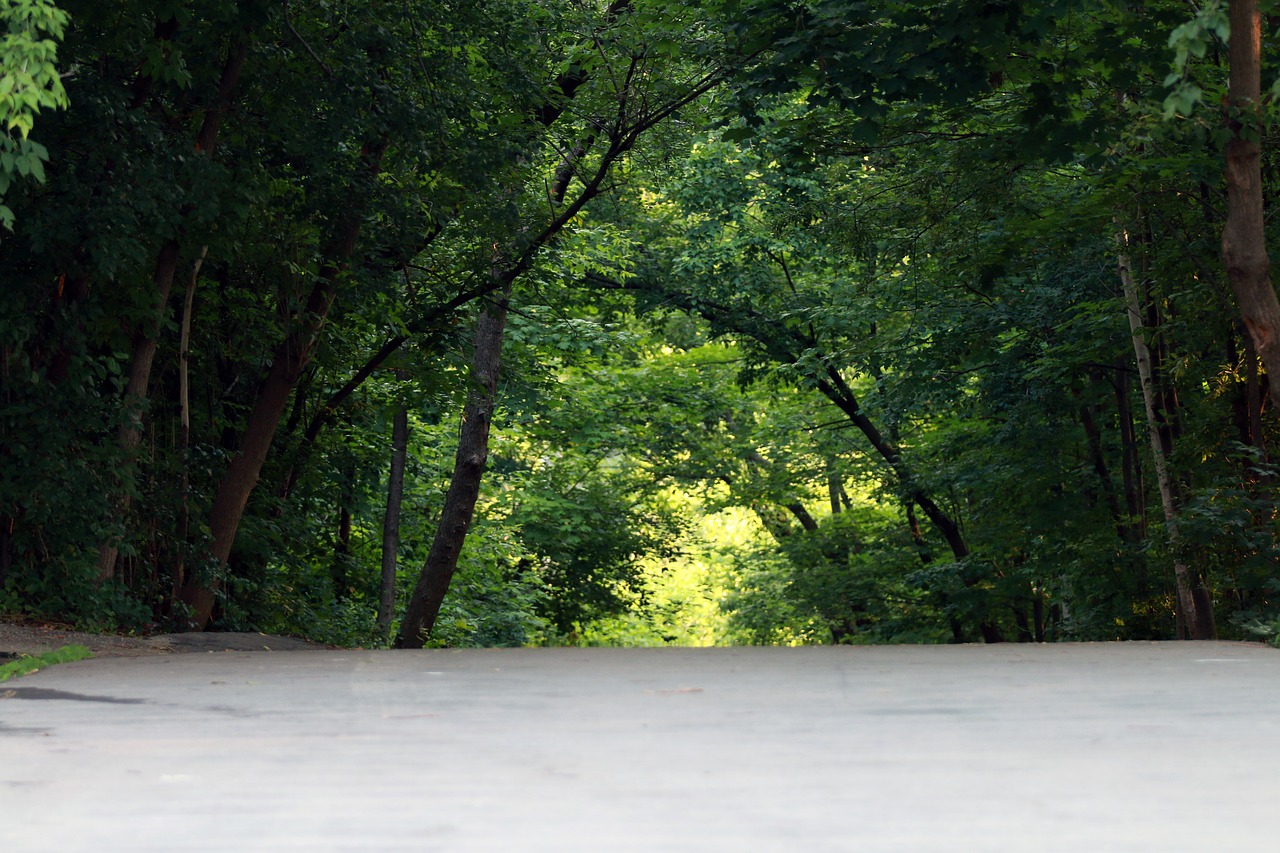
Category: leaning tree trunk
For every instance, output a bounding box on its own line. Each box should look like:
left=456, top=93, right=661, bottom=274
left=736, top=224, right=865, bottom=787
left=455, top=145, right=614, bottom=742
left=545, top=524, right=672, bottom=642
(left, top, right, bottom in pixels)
left=184, top=227, right=355, bottom=626
left=180, top=139, right=387, bottom=628
left=812, top=366, right=1002, bottom=642
left=1117, top=231, right=1216, bottom=639
left=815, top=368, right=971, bottom=558
left=1223, top=0, right=1280, bottom=407
left=395, top=284, right=512, bottom=649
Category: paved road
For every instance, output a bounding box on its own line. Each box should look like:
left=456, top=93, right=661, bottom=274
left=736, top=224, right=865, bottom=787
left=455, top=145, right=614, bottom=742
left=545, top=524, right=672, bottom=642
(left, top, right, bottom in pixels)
left=2, top=642, right=1276, bottom=851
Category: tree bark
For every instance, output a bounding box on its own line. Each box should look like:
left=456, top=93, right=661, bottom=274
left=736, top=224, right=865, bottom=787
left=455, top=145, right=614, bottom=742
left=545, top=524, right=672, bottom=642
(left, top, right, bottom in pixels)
left=1228, top=325, right=1268, bottom=456
left=95, top=239, right=179, bottom=580
left=1112, top=366, right=1146, bottom=541
left=811, top=367, right=1001, bottom=642
left=1242, top=330, right=1266, bottom=456
left=1223, top=0, right=1280, bottom=407
left=1078, top=398, right=1128, bottom=544
left=333, top=489, right=354, bottom=597
left=184, top=199, right=372, bottom=626
left=378, top=402, right=409, bottom=642
left=1118, top=231, right=1216, bottom=639
left=181, top=138, right=386, bottom=627
left=785, top=502, right=820, bottom=532
left=96, top=41, right=249, bottom=581
left=826, top=462, right=842, bottom=515
left=905, top=500, right=932, bottom=563
left=395, top=285, right=512, bottom=649
left=813, top=368, right=973, bottom=562
left=172, top=247, right=205, bottom=601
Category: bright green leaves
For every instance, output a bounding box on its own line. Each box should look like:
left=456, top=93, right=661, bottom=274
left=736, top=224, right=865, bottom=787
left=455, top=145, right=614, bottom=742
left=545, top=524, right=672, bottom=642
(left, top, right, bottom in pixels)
left=0, top=0, right=68, bottom=227
left=1162, top=0, right=1229, bottom=118
left=0, top=0, right=68, bottom=137
left=1168, top=0, right=1230, bottom=67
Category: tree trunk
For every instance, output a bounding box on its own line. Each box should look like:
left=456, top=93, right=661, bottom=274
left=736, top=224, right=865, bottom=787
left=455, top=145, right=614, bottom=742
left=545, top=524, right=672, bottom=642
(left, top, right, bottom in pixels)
left=1078, top=398, right=1128, bottom=544
left=1144, top=290, right=1185, bottom=450
left=182, top=142, right=385, bottom=628
left=334, top=499, right=353, bottom=598
left=811, top=366, right=1001, bottom=641
left=814, top=368, right=969, bottom=557
left=1012, top=602, right=1032, bottom=643
left=172, top=247, right=205, bottom=602
left=185, top=233, right=354, bottom=626
left=395, top=285, right=512, bottom=649
left=905, top=500, right=932, bottom=563
left=1228, top=322, right=1269, bottom=455
left=95, top=239, right=180, bottom=580
left=1117, top=231, right=1216, bottom=639
left=826, top=462, right=842, bottom=515
left=1223, top=0, right=1280, bottom=407
left=378, top=402, right=409, bottom=642
left=785, top=502, right=820, bottom=532
left=1112, top=366, right=1146, bottom=541
left=96, top=41, right=249, bottom=581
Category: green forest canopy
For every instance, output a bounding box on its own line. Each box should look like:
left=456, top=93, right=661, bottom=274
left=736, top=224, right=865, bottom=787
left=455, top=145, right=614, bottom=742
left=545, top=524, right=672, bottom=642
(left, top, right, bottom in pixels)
left=1, top=0, right=1278, bottom=646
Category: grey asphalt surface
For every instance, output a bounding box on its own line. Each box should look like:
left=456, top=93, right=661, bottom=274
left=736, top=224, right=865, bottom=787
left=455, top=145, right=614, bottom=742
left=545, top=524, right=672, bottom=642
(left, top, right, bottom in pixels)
left=2, top=642, right=1277, bottom=852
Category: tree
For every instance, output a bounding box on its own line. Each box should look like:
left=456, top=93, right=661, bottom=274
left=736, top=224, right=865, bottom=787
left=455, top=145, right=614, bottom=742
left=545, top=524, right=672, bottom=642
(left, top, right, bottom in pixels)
left=1117, top=230, right=1215, bottom=639
left=1221, top=0, right=1280, bottom=406
left=376, top=398, right=408, bottom=641
left=395, top=0, right=751, bottom=646
left=396, top=283, right=512, bottom=649
left=2, top=0, right=1277, bottom=646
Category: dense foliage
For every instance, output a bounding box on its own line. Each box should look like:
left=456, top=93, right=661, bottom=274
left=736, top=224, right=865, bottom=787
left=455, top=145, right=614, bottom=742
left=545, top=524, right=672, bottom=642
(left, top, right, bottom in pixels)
left=1, top=0, right=1277, bottom=646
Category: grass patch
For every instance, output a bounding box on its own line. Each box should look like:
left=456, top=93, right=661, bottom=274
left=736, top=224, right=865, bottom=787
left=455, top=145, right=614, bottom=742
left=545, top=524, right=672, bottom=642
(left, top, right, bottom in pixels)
left=0, top=645, right=94, bottom=683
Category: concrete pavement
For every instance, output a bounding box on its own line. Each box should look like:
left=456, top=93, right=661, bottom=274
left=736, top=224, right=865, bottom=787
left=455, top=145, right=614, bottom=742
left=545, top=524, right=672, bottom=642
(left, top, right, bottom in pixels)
left=2, top=642, right=1277, bottom=851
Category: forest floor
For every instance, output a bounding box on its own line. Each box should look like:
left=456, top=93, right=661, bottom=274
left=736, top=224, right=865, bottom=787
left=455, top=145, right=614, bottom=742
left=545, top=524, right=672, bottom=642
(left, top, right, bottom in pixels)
left=0, top=615, right=329, bottom=659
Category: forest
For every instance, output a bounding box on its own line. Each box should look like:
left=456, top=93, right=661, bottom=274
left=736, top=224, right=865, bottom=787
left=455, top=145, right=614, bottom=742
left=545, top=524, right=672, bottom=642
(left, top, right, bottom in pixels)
left=1, top=0, right=1278, bottom=648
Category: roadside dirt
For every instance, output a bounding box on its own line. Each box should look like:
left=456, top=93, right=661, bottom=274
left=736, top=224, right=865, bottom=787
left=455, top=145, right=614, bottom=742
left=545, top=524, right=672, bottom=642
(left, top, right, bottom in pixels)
left=0, top=617, right=331, bottom=659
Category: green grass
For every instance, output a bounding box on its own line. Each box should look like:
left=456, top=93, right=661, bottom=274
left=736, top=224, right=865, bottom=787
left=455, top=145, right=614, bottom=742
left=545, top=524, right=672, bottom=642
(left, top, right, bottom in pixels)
left=0, top=645, right=94, bottom=683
